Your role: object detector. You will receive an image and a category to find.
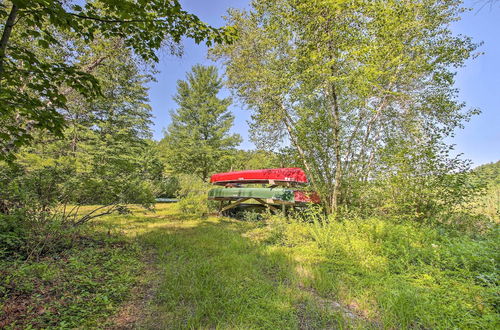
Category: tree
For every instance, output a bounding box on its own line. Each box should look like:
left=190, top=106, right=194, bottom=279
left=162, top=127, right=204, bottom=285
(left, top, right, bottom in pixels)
left=0, top=0, right=236, bottom=160
left=0, top=34, right=164, bottom=219
left=161, top=65, right=241, bottom=181
left=212, top=0, right=479, bottom=213
left=226, top=149, right=281, bottom=171
left=61, top=36, right=162, bottom=206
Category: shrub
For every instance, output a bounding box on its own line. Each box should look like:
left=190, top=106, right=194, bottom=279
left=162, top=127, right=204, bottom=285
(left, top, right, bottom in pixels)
left=0, top=210, right=90, bottom=260
left=0, top=213, right=27, bottom=259
left=176, top=174, right=211, bottom=216
left=157, top=176, right=180, bottom=198
left=242, top=211, right=263, bottom=222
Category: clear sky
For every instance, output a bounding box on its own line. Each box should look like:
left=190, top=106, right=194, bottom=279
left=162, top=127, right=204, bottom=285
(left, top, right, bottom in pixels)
left=147, top=0, right=499, bottom=166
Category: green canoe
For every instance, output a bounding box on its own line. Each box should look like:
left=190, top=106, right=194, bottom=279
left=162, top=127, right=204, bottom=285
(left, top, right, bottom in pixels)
left=208, top=187, right=294, bottom=202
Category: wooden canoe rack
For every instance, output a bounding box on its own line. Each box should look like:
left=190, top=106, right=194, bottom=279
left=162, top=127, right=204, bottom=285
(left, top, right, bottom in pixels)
left=214, top=197, right=293, bottom=215
left=209, top=168, right=319, bottom=217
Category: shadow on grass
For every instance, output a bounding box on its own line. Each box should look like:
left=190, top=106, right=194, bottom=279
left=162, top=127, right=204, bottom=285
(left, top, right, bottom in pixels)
left=135, top=220, right=346, bottom=329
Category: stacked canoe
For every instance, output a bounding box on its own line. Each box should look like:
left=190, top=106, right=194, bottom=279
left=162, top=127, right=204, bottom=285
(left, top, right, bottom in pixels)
left=208, top=168, right=319, bottom=213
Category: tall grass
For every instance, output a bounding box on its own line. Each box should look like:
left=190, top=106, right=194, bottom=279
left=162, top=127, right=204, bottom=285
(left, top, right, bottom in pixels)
left=266, top=210, right=500, bottom=328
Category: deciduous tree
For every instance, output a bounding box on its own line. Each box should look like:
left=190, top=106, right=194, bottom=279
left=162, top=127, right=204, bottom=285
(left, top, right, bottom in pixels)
left=0, top=0, right=235, bottom=160
left=213, top=0, right=479, bottom=213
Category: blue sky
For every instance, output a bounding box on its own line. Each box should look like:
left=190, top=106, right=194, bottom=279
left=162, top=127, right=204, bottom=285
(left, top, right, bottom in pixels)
left=147, top=0, right=499, bottom=166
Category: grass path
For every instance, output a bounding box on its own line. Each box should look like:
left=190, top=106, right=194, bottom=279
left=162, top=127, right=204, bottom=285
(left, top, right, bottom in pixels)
left=100, top=204, right=360, bottom=329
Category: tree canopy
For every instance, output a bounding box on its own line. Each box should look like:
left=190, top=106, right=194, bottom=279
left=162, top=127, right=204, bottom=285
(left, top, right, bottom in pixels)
left=0, top=33, right=165, bottom=220
left=0, top=0, right=236, bottom=160
left=212, top=0, right=479, bottom=213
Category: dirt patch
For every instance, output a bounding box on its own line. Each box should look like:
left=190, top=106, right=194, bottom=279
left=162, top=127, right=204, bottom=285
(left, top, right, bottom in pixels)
left=0, top=291, right=59, bottom=329
left=301, top=285, right=359, bottom=319
left=296, top=284, right=380, bottom=329
left=107, top=250, right=160, bottom=329
left=1, top=294, right=34, bottom=328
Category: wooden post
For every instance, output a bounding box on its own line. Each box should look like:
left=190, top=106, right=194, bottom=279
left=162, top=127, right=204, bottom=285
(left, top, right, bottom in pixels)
left=218, top=200, right=224, bottom=214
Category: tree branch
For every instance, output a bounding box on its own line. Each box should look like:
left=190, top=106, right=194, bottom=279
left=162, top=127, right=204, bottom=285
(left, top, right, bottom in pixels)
left=0, top=3, right=18, bottom=81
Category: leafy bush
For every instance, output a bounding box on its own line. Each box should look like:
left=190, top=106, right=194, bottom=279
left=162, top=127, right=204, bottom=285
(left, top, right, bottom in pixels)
left=176, top=174, right=211, bottom=216
left=157, top=176, right=180, bottom=198
left=348, top=141, right=487, bottom=222
left=0, top=211, right=89, bottom=260
left=242, top=211, right=264, bottom=222
left=0, top=214, right=27, bottom=259
left=472, top=161, right=500, bottom=222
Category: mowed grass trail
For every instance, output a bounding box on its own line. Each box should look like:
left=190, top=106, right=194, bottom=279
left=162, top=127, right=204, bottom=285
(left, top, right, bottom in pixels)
left=142, top=220, right=300, bottom=328
left=98, top=204, right=358, bottom=329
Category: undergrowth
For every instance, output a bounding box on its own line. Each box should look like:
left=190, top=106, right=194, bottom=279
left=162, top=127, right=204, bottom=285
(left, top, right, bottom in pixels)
left=249, top=210, right=500, bottom=329
left=1, top=203, right=498, bottom=329
left=0, top=224, right=142, bottom=329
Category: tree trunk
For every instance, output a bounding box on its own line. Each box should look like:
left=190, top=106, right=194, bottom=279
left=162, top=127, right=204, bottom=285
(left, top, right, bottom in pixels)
left=330, top=83, right=342, bottom=213
left=0, top=3, right=18, bottom=82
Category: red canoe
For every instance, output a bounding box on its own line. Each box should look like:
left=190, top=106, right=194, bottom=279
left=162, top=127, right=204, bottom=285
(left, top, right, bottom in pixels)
left=210, top=168, right=308, bottom=185
left=294, top=190, right=321, bottom=204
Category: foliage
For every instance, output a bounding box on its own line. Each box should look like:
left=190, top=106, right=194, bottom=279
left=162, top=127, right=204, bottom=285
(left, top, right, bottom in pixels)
left=0, top=0, right=236, bottom=160
left=156, top=175, right=180, bottom=199
left=473, top=160, right=500, bottom=221
left=1, top=33, right=163, bottom=205
left=475, top=160, right=500, bottom=186
left=0, top=212, right=75, bottom=260
left=212, top=0, right=480, bottom=213
left=357, top=140, right=485, bottom=220
left=251, top=208, right=500, bottom=329
left=160, top=64, right=241, bottom=181
left=223, top=149, right=282, bottom=171
left=175, top=174, right=212, bottom=216
left=0, top=227, right=143, bottom=328
left=3, top=203, right=498, bottom=328
left=0, top=34, right=166, bottom=260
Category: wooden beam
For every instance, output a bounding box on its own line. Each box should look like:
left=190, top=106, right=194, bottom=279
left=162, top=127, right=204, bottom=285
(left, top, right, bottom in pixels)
left=253, top=198, right=280, bottom=212
left=219, top=198, right=250, bottom=213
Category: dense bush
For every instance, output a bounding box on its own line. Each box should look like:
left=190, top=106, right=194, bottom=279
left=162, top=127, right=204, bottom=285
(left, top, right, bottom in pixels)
left=473, top=161, right=500, bottom=221
left=0, top=209, right=96, bottom=260
left=156, top=176, right=180, bottom=198
left=176, top=174, right=212, bottom=216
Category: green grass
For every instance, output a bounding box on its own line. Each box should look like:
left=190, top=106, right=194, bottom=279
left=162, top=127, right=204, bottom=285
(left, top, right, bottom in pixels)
left=2, top=203, right=498, bottom=328
left=98, top=205, right=352, bottom=329
left=276, top=215, right=500, bottom=329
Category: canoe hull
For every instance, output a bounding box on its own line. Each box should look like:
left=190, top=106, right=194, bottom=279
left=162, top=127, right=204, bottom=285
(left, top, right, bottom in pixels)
left=210, top=168, right=308, bottom=185
left=208, top=187, right=319, bottom=204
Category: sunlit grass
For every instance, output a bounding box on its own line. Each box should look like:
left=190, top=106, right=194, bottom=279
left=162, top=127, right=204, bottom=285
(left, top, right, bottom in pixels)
left=92, top=203, right=354, bottom=328
left=14, top=203, right=493, bottom=328
left=111, top=203, right=495, bottom=328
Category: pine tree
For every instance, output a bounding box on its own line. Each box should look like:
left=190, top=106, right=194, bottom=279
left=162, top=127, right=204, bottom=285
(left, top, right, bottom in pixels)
left=161, top=65, right=241, bottom=181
